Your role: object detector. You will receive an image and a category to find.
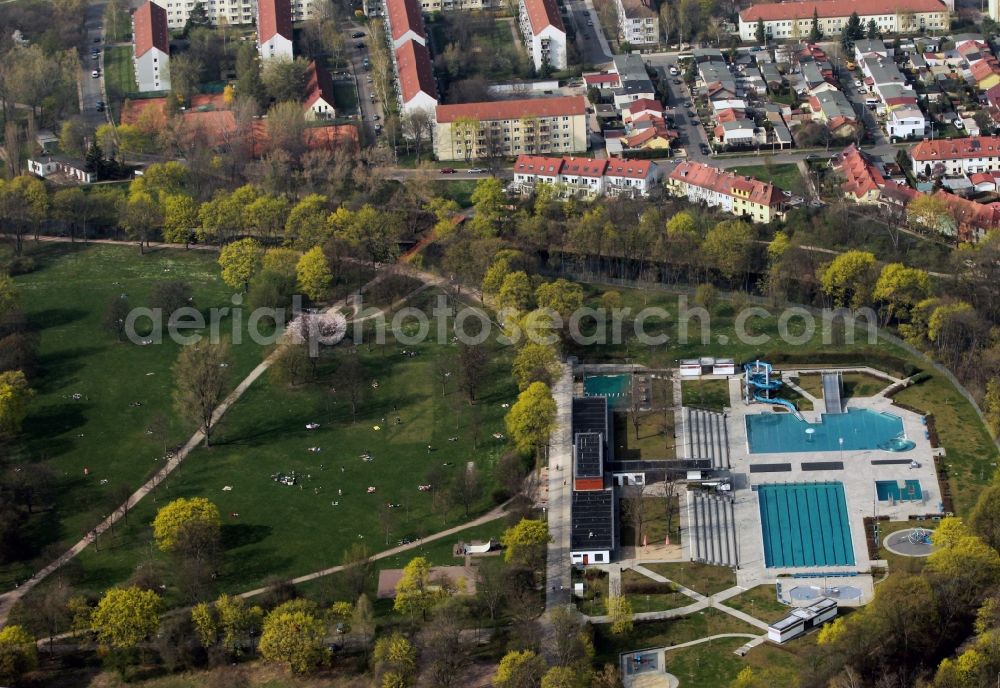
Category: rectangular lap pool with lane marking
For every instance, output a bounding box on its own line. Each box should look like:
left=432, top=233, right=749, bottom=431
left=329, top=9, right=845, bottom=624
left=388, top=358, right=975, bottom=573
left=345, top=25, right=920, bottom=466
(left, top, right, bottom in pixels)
left=746, top=408, right=906, bottom=454
left=757, top=482, right=855, bottom=568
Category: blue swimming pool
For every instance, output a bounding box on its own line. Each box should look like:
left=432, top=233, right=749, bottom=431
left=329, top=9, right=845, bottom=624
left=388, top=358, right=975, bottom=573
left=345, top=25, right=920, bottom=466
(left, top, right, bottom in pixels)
left=746, top=408, right=905, bottom=454
left=875, top=479, right=923, bottom=502
left=584, top=375, right=631, bottom=408
left=758, top=482, right=855, bottom=568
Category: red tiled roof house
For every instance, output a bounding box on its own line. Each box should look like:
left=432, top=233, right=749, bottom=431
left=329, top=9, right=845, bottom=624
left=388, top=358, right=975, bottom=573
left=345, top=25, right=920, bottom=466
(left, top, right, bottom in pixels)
left=257, top=0, right=293, bottom=62
left=132, top=0, right=170, bottom=92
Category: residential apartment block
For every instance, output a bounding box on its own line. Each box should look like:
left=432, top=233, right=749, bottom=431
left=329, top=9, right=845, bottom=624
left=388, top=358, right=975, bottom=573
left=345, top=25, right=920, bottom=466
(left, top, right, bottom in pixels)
left=910, top=136, right=1000, bottom=176
left=860, top=55, right=926, bottom=139
left=303, top=60, right=336, bottom=120
left=159, top=0, right=313, bottom=30
left=511, top=155, right=661, bottom=197
left=133, top=0, right=171, bottom=92
left=433, top=96, right=587, bottom=161
left=615, top=0, right=658, bottom=46
left=385, top=0, right=426, bottom=50
left=739, top=0, right=949, bottom=41
left=257, top=0, right=294, bottom=61
left=418, top=0, right=500, bottom=10
left=667, top=161, right=788, bottom=223
left=834, top=144, right=885, bottom=204
left=395, top=39, right=438, bottom=116
left=518, top=0, right=567, bottom=72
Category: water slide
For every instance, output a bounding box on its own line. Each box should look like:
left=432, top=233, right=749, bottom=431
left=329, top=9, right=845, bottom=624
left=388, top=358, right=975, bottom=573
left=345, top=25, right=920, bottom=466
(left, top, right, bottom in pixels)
left=745, top=360, right=804, bottom=421
left=822, top=372, right=845, bottom=414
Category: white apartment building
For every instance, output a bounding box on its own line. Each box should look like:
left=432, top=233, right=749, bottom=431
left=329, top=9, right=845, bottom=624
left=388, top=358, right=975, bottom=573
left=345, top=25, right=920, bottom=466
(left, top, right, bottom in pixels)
left=133, top=0, right=171, bottom=92
left=434, top=96, right=587, bottom=161
left=910, top=137, right=1000, bottom=176
left=159, top=0, right=314, bottom=30
left=518, top=0, right=567, bottom=72
left=667, top=161, right=787, bottom=223
left=257, top=0, right=293, bottom=61
left=615, top=0, right=658, bottom=46
left=739, top=0, right=949, bottom=41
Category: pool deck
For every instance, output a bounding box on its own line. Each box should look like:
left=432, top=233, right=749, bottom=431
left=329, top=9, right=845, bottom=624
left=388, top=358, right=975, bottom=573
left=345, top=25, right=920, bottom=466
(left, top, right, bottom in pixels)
left=720, top=374, right=940, bottom=594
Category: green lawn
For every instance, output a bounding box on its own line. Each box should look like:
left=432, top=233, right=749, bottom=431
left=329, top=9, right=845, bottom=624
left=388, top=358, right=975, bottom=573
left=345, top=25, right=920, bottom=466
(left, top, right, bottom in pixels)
left=622, top=569, right=691, bottom=613
left=613, top=376, right=675, bottom=460
left=730, top=164, right=806, bottom=196
left=332, top=81, right=358, bottom=116
left=642, top=562, right=736, bottom=596
left=794, top=371, right=889, bottom=399
left=593, top=608, right=758, bottom=664
left=681, top=379, right=730, bottom=412
left=32, top=291, right=516, bottom=606
left=104, top=44, right=138, bottom=111
left=4, top=243, right=268, bottom=590
left=722, top=585, right=789, bottom=624
left=620, top=496, right=680, bottom=549
left=894, top=374, right=998, bottom=515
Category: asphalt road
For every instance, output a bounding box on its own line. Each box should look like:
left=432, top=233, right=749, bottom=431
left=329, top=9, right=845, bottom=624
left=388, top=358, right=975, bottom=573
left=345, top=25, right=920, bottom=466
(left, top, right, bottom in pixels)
left=345, top=26, right=385, bottom=141
left=567, top=0, right=611, bottom=68
left=80, top=0, right=110, bottom=129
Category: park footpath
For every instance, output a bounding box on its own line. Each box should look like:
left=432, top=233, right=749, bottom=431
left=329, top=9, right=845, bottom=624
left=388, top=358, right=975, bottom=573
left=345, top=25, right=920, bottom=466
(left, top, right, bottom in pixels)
left=0, top=248, right=490, bottom=628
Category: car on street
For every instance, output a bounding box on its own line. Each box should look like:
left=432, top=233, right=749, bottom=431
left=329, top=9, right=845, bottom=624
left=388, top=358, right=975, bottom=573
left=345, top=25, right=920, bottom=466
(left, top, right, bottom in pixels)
left=699, top=143, right=710, bottom=154
left=854, top=79, right=863, bottom=88
left=440, top=167, right=457, bottom=174
left=468, top=167, right=485, bottom=173
left=669, top=66, right=679, bottom=76
left=688, top=110, right=696, bottom=117
left=91, top=52, right=99, bottom=60
left=375, top=123, right=383, bottom=133
left=691, top=118, right=699, bottom=125
left=356, top=43, right=365, bottom=49
left=91, top=69, right=100, bottom=78
left=95, top=103, right=105, bottom=112
left=93, top=37, right=101, bottom=43
left=954, top=119, right=964, bottom=129
left=352, top=31, right=365, bottom=38
left=371, top=114, right=380, bottom=121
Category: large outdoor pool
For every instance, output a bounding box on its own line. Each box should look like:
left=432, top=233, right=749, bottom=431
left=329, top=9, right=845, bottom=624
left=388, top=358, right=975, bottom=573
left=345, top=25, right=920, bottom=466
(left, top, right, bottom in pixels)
left=758, top=482, right=855, bottom=568
left=746, top=408, right=906, bottom=454
left=583, top=375, right=631, bottom=408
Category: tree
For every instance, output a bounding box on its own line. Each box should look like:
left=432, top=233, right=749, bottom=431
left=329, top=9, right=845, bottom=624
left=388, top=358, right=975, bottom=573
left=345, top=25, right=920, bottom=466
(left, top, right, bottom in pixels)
left=352, top=593, right=375, bottom=651
left=417, top=603, right=472, bottom=688
left=970, top=484, right=1000, bottom=550
left=498, top=271, right=533, bottom=313
left=172, top=340, right=230, bottom=447
left=820, top=250, right=877, bottom=309
left=393, top=556, right=442, bottom=620
left=450, top=463, right=483, bottom=518
left=245, top=195, right=290, bottom=242
left=0, top=625, right=37, bottom=684
left=866, top=18, right=879, bottom=38
left=873, top=263, right=930, bottom=324
left=505, top=382, right=557, bottom=457
left=215, top=594, right=263, bottom=657
left=236, top=42, right=266, bottom=107
left=542, top=666, right=584, bottom=688
left=494, top=650, right=545, bottom=688
left=102, top=293, right=131, bottom=342
left=92, top=587, right=162, bottom=649
left=755, top=17, right=765, bottom=44
left=535, top=279, right=583, bottom=322
left=296, top=246, right=333, bottom=302
left=162, top=194, right=199, bottom=245
left=476, top=557, right=508, bottom=620
left=512, top=342, right=559, bottom=391
left=259, top=601, right=329, bottom=673
left=183, top=1, right=211, bottom=35
left=843, top=11, right=863, bottom=47
left=984, top=379, right=1000, bottom=438
left=701, top=220, right=754, bottom=284
left=468, top=177, right=506, bottom=237
left=373, top=631, right=416, bottom=686
left=191, top=601, right=217, bottom=648
left=457, top=342, right=488, bottom=404
left=339, top=204, right=402, bottom=265
left=218, top=237, right=264, bottom=292
left=501, top=518, right=550, bottom=569
left=341, top=542, right=373, bottom=599
left=808, top=8, right=822, bottom=41
left=152, top=496, right=221, bottom=567
left=606, top=595, right=634, bottom=635
left=0, top=370, right=33, bottom=437
left=120, top=191, right=162, bottom=254
left=907, top=194, right=952, bottom=234
left=150, top=280, right=194, bottom=318
left=262, top=57, right=309, bottom=104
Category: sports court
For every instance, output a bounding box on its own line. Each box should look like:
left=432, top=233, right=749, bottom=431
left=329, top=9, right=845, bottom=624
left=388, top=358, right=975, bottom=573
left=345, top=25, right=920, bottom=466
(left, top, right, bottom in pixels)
left=757, top=482, right=855, bottom=568
left=746, top=408, right=906, bottom=454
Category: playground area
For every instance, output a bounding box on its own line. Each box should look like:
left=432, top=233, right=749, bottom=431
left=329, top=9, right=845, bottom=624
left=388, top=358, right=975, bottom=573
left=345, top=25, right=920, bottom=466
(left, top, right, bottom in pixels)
left=883, top=527, right=937, bottom=557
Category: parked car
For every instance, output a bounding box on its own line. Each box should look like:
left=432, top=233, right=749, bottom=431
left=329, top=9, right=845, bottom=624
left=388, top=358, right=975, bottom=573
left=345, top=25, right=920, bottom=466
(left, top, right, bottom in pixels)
left=669, top=66, right=679, bottom=75
left=954, top=119, right=964, bottom=129
left=95, top=103, right=105, bottom=112
left=440, top=168, right=457, bottom=174
left=352, top=31, right=365, bottom=38
left=699, top=143, right=710, bottom=154
left=91, top=69, right=100, bottom=78
left=468, top=167, right=485, bottom=173
left=854, top=79, right=863, bottom=88
left=673, top=78, right=681, bottom=85
left=355, top=42, right=365, bottom=49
